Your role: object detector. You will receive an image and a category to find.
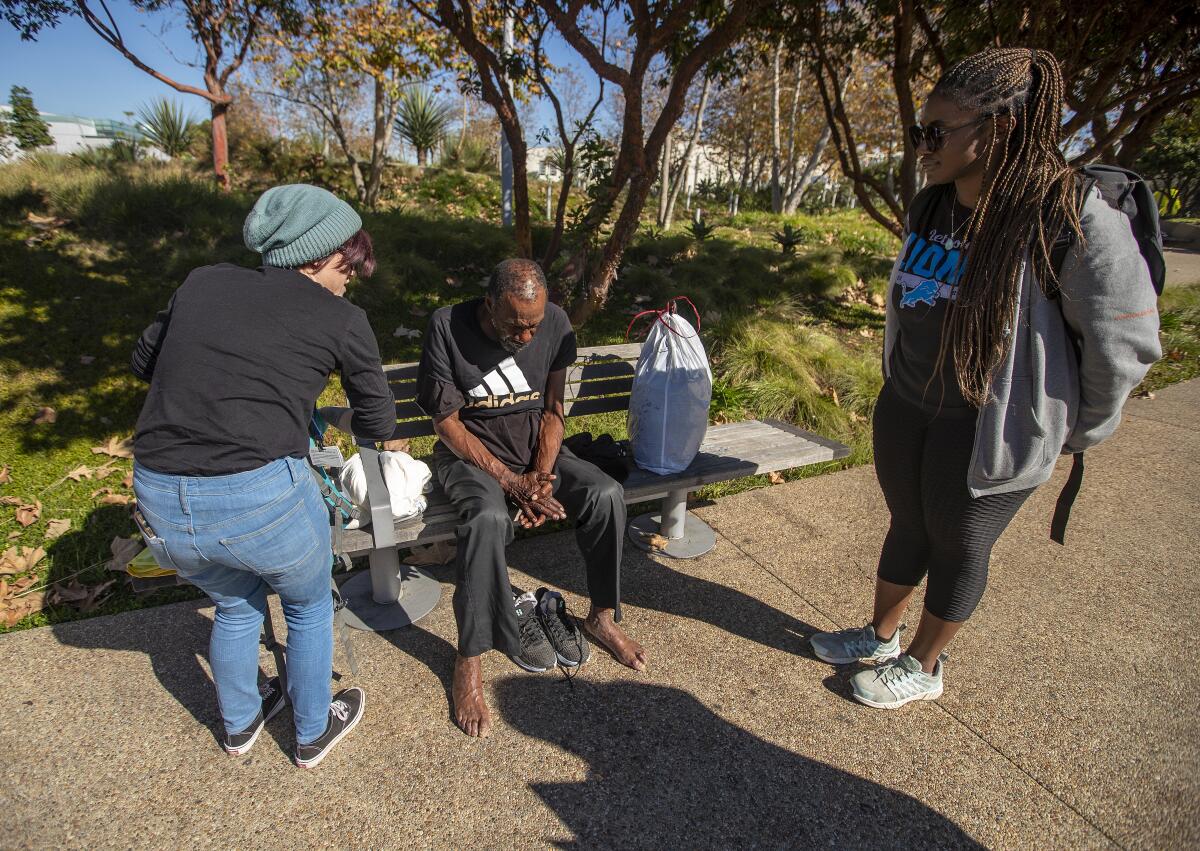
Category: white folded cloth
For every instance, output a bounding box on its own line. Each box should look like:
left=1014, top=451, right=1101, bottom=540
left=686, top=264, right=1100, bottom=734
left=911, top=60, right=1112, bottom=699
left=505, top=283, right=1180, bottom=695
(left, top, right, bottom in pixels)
left=338, top=450, right=433, bottom=525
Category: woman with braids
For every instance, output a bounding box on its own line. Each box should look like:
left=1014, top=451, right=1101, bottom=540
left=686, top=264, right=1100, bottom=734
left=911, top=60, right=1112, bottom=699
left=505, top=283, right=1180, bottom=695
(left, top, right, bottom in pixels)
left=810, top=49, right=1160, bottom=708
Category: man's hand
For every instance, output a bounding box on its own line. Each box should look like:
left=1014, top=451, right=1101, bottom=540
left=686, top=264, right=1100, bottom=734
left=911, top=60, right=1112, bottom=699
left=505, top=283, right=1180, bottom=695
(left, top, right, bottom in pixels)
left=501, top=470, right=567, bottom=528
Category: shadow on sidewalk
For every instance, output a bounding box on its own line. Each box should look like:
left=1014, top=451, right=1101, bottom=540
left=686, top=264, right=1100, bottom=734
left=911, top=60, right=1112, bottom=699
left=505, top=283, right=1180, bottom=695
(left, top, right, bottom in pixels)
left=496, top=677, right=982, bottom=849
left=515, top=543, right=820, bottom=659
left=49, top=600, right=290, bottom=753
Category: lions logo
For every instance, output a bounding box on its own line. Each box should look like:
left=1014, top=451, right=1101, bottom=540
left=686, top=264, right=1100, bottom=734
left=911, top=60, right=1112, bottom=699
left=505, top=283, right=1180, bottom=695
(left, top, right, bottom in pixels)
left=901, top=279, right=941, bottom=308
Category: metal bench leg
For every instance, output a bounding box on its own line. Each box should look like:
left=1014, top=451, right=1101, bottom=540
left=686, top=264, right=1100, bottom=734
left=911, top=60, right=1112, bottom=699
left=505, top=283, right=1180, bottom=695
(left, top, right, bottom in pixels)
left=627, top=488, right=717, bottom=559
left=337, top=545, right=442, bottom=632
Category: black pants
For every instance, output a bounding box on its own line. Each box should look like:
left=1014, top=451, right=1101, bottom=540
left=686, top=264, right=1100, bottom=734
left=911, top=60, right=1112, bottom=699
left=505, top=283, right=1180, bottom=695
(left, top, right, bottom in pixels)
left=873, top=382, right=1034, bottom=622
left=435, top=446, right=624, bottom=657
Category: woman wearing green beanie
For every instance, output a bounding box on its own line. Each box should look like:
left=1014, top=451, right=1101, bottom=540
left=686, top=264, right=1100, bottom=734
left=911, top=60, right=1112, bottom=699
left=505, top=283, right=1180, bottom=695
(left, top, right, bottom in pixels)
left=130, top=184, right=396, bottom=768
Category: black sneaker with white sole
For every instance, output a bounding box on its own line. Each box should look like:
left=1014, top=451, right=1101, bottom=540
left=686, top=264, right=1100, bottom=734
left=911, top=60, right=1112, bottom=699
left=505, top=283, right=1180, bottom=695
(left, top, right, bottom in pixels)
left=535, top=587, right=591, bottom=667
left=294, top=687, right=365, bottom=769
left=508, top=591, right=558, bottom=673
left=223, top=676, right=288, bottom=756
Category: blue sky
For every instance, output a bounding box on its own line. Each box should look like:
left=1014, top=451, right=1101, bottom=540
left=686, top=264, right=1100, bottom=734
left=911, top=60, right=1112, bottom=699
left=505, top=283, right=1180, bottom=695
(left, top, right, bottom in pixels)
left=0, top=4, right=597, bottom=136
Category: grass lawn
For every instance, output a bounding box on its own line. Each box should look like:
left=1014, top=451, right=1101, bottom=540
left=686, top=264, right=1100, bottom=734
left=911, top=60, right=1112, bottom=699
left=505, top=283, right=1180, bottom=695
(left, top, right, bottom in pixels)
left=0, top=155, right=1194, bottom=630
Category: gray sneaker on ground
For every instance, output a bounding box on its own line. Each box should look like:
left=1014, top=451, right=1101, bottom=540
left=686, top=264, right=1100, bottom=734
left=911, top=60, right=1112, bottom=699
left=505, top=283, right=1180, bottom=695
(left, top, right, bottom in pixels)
left=850, top=653, right=945, bottom=709
left=810, top=623, right=900, bottom=664
left=509, top=591, right=558, bottom=672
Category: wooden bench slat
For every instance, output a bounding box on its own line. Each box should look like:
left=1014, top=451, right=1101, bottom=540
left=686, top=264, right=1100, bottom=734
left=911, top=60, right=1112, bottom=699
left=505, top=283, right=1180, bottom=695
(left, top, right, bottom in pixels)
left=562, top=395, right=632, bottom=417
left=389, top=418, right=438, bottom=439
left=564, top=375, right=633, bottom=400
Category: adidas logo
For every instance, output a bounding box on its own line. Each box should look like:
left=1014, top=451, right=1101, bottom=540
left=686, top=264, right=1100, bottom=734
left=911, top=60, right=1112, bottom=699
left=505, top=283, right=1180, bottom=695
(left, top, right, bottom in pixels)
left=466, top=358, right=540, bottom=409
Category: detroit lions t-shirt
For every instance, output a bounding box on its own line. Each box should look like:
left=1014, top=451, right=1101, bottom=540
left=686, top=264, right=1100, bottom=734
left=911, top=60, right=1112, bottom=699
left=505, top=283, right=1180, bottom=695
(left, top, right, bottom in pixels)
left=417, top=298, right=577, bottom=469
left=890, top=186, right=974, bottom=413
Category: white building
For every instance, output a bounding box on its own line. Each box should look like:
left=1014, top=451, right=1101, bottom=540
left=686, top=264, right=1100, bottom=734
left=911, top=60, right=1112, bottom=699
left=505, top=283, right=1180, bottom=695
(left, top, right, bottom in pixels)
left=0, top=106, right=144, bottom=160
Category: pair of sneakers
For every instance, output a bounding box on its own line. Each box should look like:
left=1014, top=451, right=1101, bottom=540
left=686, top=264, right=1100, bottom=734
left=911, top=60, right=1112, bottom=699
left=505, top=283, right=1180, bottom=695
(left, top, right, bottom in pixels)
left=810, top=624, right=946, bottom=710
left=509, top=588, right=591, bottom=673
left=222, top=676, right=365, bottom=769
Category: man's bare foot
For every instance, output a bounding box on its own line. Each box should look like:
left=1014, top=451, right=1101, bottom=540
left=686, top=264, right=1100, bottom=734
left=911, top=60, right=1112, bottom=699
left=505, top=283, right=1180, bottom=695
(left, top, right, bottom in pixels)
left=452, top=654, right=492, bottom=738
left=583, top=608, right=648, bottom=671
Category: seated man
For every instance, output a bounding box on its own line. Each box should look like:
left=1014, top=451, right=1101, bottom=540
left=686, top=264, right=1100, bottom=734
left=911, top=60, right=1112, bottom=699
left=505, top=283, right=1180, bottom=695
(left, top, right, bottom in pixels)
left=417, top=258, right=647, bottom=737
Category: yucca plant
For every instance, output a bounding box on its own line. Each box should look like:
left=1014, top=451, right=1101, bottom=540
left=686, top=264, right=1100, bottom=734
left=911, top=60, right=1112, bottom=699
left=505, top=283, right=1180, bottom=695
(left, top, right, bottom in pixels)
left=688, top=216, right=716, bottom=242
left=772, top=223, right=804, bottom=255
left=394, top=88, right=454, bottom=166
left=137, top=99, right=196, bottom=159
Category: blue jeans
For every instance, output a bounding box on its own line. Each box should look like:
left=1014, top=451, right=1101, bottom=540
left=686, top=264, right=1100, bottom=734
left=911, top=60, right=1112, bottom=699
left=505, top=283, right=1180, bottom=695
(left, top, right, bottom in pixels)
left=133, top=456, right=333, bottom=744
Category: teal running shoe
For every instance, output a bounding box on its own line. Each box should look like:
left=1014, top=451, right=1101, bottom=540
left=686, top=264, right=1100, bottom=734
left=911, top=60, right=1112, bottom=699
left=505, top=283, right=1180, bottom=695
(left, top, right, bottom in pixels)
left=810, top=623, right=900, bottom=665
left=850, top=653, right=945, bottom=709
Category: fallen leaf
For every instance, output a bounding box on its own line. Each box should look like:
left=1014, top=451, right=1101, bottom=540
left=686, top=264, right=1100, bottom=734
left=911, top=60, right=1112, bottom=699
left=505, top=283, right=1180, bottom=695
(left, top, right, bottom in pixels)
left=410, top=306, right=429, bottom=317
left=45, top=519, right=71, bottom=540
left=642, top=532, right=669, bottom=552
left=122, top=472, right=133, bottom=489
left=79, top=355, right=96, bottom=365
left=0, top=496, right=21, bottom=506
left=66, top=464, right=94, bottom=482
left=94, top=460, right=121, bottom=479
left=6, top=532, right=19, bottom=540
left=91, top=436, right=134, bottom=459
left=47, top=578, right=115, bottom=613
left=768, top=471, right=785, bottom=485
left=91, top=488, right=133, bottom=506
left=0, top=465, right=9, bottom=484
left=106, top=536, right=143, bottom=572
left=15, top=500, right=41, bottom=527
left=0, top=546, right=46, bottom=575
left=0, top=576, right=46, bottom=626
left=830, top=388, right=841, bottom=408
left=445, top=276, right=461, bottom=288
left=380, top=438, right=411, bottom=453
left=31, top=407, right=57, bottom=425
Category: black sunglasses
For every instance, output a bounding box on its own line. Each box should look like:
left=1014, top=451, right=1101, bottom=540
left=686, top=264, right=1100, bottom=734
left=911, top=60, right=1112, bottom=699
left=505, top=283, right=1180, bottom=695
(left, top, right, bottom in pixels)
left=907, top=114, right=993, bottom=152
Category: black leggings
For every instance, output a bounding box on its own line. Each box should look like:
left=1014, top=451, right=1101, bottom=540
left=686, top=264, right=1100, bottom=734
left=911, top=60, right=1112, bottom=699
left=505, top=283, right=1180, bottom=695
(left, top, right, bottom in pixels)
left=873, top=381, right=1034, bottom=622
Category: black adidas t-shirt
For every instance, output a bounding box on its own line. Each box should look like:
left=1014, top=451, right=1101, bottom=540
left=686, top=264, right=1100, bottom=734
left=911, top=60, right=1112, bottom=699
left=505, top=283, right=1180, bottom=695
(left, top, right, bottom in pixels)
left=890, top=187, right=974, bottom=413
left=417, top=298, right=577, bottom=468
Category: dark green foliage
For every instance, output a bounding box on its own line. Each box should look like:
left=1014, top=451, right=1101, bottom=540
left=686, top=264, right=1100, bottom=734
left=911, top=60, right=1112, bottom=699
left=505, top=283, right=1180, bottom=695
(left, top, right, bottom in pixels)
left=688, top=216, right=716, bottom=242
left=8, top=85, right=52, bottom=150
left=772, top=223, right=804, bottom=255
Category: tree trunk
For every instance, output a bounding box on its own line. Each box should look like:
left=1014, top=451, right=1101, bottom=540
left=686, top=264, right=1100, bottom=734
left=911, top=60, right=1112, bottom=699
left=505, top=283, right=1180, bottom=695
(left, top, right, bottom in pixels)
left=657, top=131, right=673, bottom=227
left=782, top=122, right=832, bottom=214
left=210, top=100, right=230, bottom=189
left=770, top=38, right=783, bottom=213
left=417, top=148, right=427, bottom=166
left=569, top=167, right=658, bottom=325
left=363, top=77, right=395, bottom=210
left=664, top=76, right=711, bottom=230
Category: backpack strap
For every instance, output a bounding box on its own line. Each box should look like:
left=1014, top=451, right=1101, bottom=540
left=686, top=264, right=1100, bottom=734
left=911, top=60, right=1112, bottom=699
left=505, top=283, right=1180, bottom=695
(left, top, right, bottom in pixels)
left=1047, top=173, right=1095, bottom=298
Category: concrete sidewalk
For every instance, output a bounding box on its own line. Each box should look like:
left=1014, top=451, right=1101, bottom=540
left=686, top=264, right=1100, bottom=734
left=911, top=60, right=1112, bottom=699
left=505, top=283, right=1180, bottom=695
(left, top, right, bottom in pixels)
left=2, top=381, right=1197, bottom=850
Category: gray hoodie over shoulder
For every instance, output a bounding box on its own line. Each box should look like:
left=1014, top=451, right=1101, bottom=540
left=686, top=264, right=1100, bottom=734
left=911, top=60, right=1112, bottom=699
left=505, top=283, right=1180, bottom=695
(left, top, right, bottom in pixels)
left=883, top=186, right=1162, bottom=497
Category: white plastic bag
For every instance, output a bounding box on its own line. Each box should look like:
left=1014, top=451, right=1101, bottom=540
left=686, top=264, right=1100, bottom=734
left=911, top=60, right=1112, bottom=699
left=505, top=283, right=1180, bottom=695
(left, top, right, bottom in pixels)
left=339, top=450, right=432, bottom=523
left=627, top=304, right=712, bottom=475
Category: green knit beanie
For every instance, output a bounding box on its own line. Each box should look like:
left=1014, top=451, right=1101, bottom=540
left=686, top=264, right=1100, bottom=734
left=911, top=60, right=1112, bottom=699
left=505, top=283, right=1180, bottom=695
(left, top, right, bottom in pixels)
left=243, top=184, right=363, bottom=268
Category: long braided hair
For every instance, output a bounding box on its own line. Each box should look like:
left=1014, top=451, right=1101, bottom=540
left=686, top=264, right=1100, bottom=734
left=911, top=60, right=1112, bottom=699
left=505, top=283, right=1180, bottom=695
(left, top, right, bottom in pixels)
left=928, top=48, right=1082, bottom=407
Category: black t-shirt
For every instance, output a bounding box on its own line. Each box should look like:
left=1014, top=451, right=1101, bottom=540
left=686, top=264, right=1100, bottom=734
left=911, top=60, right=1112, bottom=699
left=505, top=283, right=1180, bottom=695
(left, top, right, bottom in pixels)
left=131, top=264, right=396, bottom=475
left=890, top=187, right=975, bottom=413
left=417, top=298, right=577, bottom=469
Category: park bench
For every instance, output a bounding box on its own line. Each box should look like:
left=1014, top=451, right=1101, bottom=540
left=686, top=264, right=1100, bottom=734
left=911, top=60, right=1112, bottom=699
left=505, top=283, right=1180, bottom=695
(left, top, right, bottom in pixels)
left=331, top=342, right=851, bottom=632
